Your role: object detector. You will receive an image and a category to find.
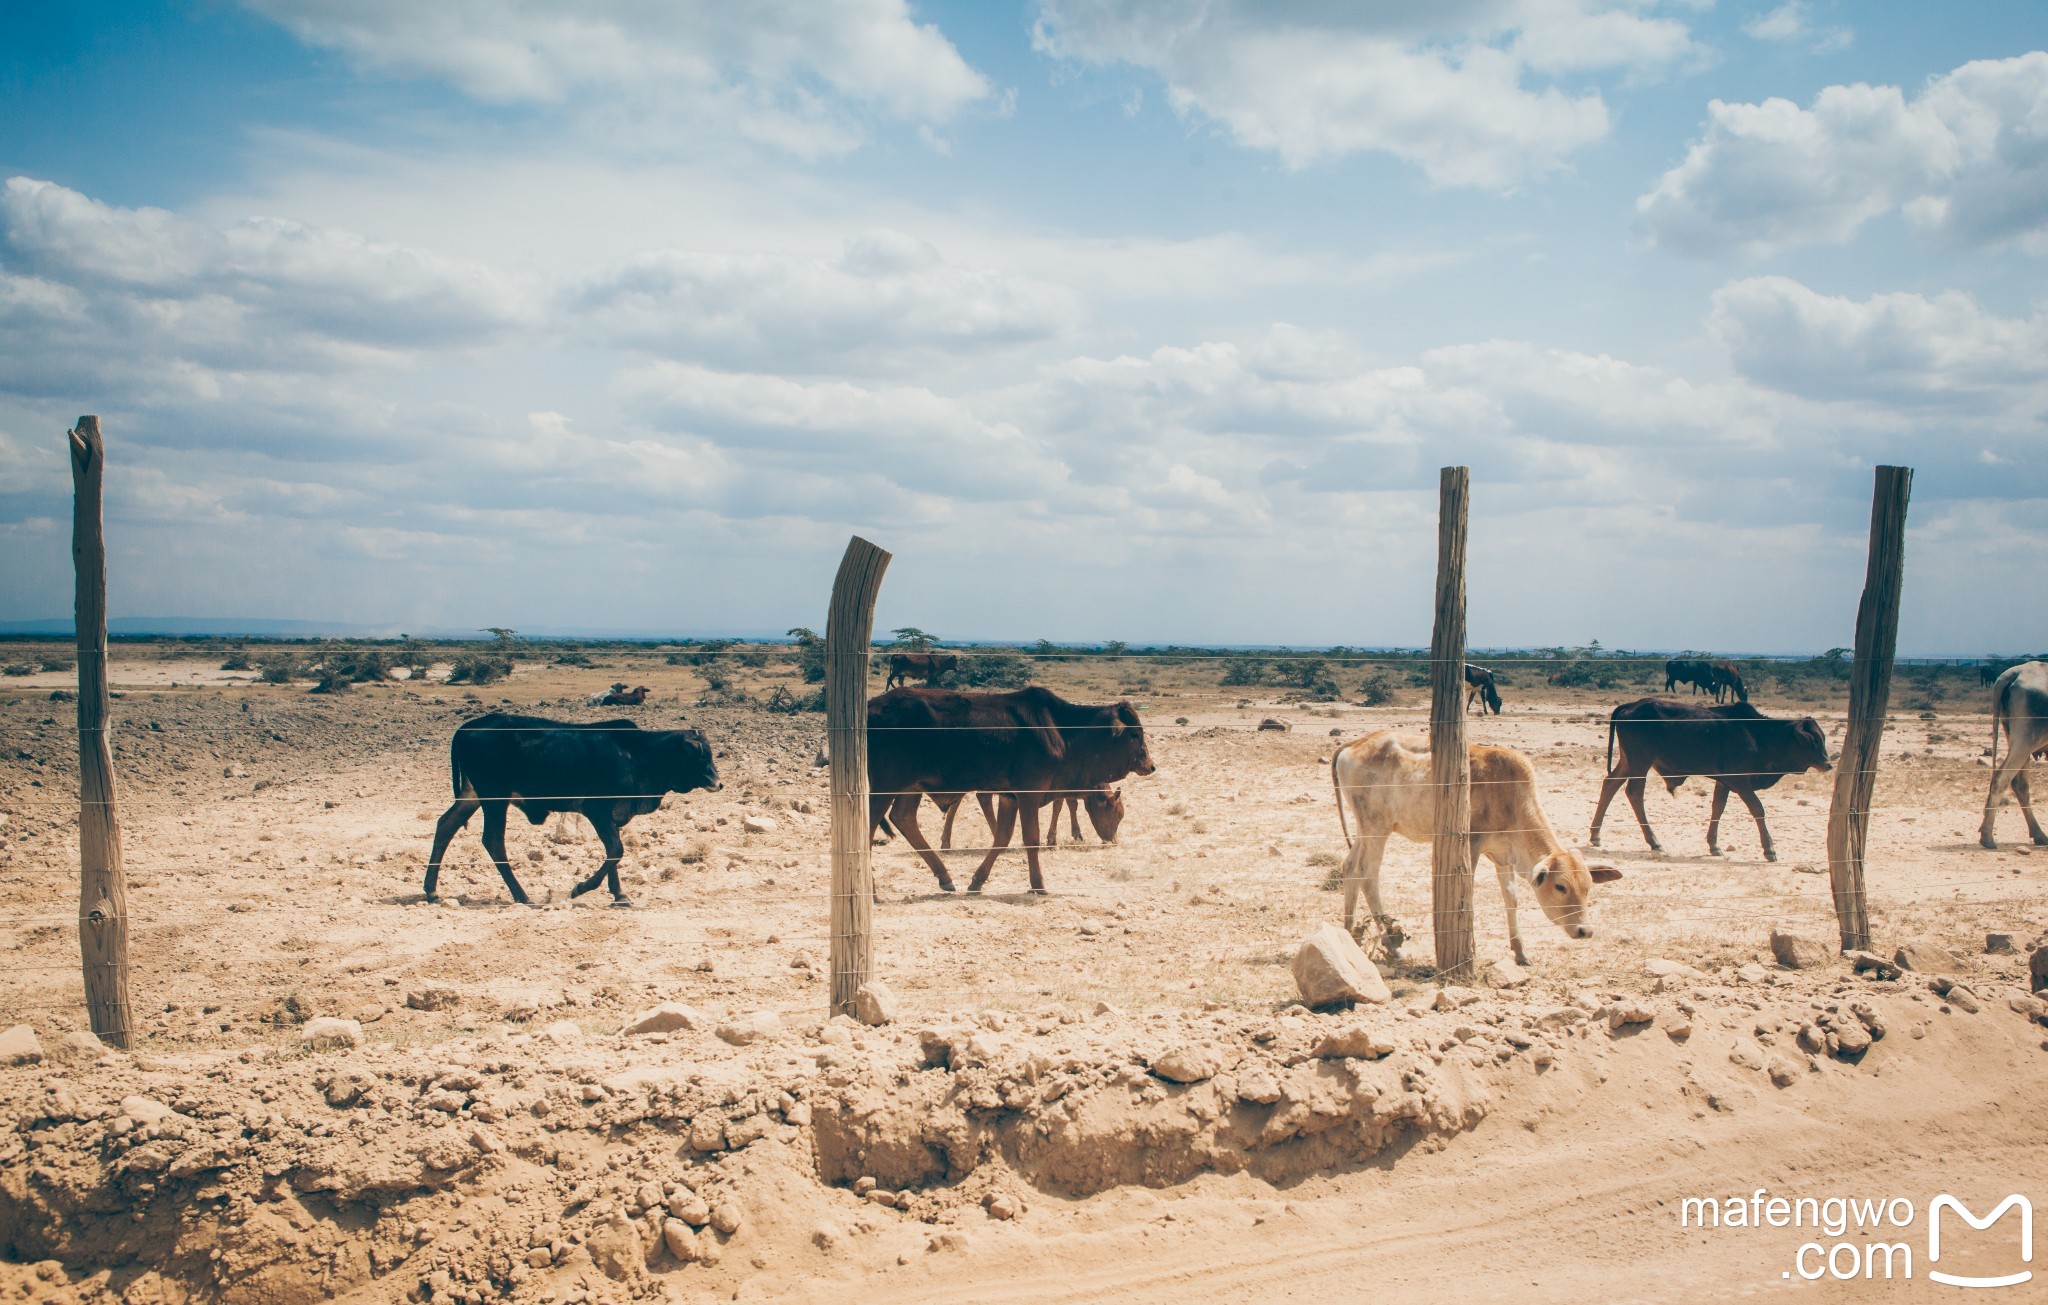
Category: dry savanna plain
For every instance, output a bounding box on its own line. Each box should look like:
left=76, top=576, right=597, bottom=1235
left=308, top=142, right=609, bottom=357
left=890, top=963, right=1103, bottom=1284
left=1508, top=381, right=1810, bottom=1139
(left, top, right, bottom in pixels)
left=1, top=643, right=2044, bottom=1304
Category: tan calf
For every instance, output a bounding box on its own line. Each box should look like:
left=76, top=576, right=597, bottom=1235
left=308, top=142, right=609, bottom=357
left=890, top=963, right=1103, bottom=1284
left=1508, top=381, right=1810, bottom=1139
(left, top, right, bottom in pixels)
left=1331, top=730, right=1621, bottom=966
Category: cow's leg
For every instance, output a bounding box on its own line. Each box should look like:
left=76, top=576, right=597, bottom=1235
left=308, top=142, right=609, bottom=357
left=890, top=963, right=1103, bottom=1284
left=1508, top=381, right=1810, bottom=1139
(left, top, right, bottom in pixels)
left=1494, top=858, right=1530, bottom=967
left=1020, top=797, right=1048, bottom=894
left=569, top=810, right=632, bottom=905
left=937, top=793, right=961, bottom=851
left=975, top=792, right=998, bottom=846
left=1068, top=794, right=1084, bottom=842
left=1732, top=786, right=1777, bottom=861
left=2015, top=769, right=2048, bottom=845
left=477, top=801, right=531, bottom=906
left=1340, top=832, right=1390, bottom=936
left=1981, top=747, right=2030, bottom=849
left=1623, top=775, right=1662, bottom=853
left=1588, top=771, right=1625, bottom=848
left=889, top=793, right=957, bottom=892
left=424, top=796, right=481, bottom=902
left=966, top=796, right=1019, bottom=893
left=1706, top=781, right=1730, bottom=857
left=1041, top=795, right=1061, bottom=848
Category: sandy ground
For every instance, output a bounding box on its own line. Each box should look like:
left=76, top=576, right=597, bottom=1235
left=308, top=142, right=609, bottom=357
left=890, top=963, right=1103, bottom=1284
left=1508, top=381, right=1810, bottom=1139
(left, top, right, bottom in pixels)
left=1, top=648, right=2043, bottom=1303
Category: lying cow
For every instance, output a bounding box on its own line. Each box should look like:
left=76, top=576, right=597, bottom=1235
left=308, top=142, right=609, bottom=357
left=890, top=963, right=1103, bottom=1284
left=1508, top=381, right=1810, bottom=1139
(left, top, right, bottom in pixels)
left=1980, top=660, right=2048, bottom=849
left=868, top=687, right=1153, bottom=893
left=885, top=652, right=960, bottom=690
left=1590, top=698, right=1830, bottom=861
left=424, top=713, right=719, bottom=907
left=1464, top=664, right=1502, bottom=715
left=600, top=685, right=650, bottom=706
left=1330, top=730, right=1620, bottom=966
left=586, top=682, right=627, bottom=706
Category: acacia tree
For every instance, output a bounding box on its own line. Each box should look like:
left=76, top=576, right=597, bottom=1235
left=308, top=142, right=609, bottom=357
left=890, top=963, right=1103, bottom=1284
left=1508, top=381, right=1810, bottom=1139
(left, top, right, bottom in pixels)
left=890, top=627, right=936, bottom=651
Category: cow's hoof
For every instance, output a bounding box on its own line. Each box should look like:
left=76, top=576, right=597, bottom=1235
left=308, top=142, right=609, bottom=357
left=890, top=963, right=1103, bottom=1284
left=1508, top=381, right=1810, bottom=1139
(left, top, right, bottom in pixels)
left=422, top=893, right=440, bottom=905
left=1980, top=835, right=1998, bottom=850
left=2034, top=835, right=2048, bottom=847
left=1708, top=848, right=1723, bottom=857
left=1764, top=850, right=1779, bottom=863
left=609, top=897, right=635, bottom=910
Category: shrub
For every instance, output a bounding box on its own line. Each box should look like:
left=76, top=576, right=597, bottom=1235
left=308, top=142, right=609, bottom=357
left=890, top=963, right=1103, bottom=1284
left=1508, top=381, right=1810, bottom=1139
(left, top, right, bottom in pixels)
left=765, top=685, right=824, bottom=713
left=1220, top=657, right=1268, bottom=686
left=787, top=628, right=826, bottom=683
left=1550, top=658, right=1620, bottom=690
left=319, top=648, right=392, bottom=683
left=38, top=657, right=74, bottom=673
left=1, top=664, right=30, bottom=677
left=734, top=649, right=769, bottom=669
left=954, top=650, right=1031, bottom=688
left=1357, top=668, right=1399, bottom=706
left=553, top=651, right=594, bottom=667
left=219, top=649, right=253, bottom=671
left=257, top=655, right=299, bottom=684
left=447, top=655, right=510, bottom=685
left=700, top=664, right=732, bottom=692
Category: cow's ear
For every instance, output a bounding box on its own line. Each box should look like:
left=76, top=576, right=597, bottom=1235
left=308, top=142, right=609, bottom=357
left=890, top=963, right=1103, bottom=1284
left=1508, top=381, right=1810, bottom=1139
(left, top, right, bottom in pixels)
left=1532, top=856, right=1551, bottom=886
left=1590, top=865, right=1623, bottom=883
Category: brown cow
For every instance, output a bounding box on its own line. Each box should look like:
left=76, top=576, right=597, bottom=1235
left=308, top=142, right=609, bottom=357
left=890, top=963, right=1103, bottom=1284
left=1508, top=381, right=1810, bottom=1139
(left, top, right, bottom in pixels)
left=868, top=687, right=1153, bottom=893
left=1331, top=730, right=1620, bottom=966
left=599, top=685, right=650, bottom=706
left=885, top=652, right=960, bottom=689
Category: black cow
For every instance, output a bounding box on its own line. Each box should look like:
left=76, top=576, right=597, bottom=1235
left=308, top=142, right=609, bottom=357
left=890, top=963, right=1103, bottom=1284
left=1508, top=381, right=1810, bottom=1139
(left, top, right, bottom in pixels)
left=868, top=686, right=1154, bottom=893
left=1664, top=658, right=1714, bottom=695
left=885, top=652, right=960, bottom=689
left=1464, top=664, right=1503, bottom=715
left=1589, top=698, right=1830, bottom=862
left=424, top=713, right=719, bottom=907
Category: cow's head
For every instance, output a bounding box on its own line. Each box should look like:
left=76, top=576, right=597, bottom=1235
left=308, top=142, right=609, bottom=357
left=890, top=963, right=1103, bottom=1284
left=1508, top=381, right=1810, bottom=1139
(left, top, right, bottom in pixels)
left=1793, top=717, right=1832, bottom=773
left=1109, top=701, right=1156, bottom=778
left=1083, top=787, right=1126, bottom=843
left=1529, top=851, right=1623, bottom=940
left=659, top=728, right=721, bottom=793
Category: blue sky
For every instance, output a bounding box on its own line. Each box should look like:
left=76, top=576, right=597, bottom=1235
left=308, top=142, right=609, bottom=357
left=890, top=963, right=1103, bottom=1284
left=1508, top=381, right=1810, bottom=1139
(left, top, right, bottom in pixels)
left=1, top=1, right=2045, bottom=652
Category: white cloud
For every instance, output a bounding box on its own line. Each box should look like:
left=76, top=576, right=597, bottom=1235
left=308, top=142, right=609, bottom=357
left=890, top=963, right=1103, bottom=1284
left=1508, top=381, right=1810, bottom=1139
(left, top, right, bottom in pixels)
left=1741, top=2, right=1849, bottom=50
left=566, top=230, right=1078, bottom=370
left=1709, top=275, right=2048, bottom=409
left=240, top=0, right=990, bottom=156
left=1032, top=0, right=1699, bottom=187
left=1638, top=52, right=2048, bottom=255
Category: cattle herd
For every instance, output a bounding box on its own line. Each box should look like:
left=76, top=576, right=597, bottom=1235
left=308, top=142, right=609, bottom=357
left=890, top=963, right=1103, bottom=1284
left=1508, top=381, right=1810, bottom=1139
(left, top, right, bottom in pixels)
left=420, top=654, right=2048, bottom=968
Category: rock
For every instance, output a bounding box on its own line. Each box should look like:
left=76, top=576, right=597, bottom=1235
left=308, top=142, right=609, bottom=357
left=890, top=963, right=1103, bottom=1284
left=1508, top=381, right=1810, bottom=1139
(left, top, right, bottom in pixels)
left=1235, top=1068, right=1282, bottom=1104
left=987, top=1194, right=1019, bottom=1220
left=405, top=985, right=459, bottom=1011
left=1986, top=933, right=2016, bottom=954
left=1769, top=928, right=1833, bottom=970
left=2030, top=945, right=2048, bottom=995
left=662, top=1219, right=700, bottom=1262
left=1766, top=1056, right=1801, bottom=1088
left=586, top=1210, right=643, bottom=1281
left=1291, top=923, right=1391, bottom=1006
left=1258, top=718, right=1289, bottom=732
left=0, top=1025, right=44, bottom=1066
left=120, top=1096, right=179, bottom=1126
left=1892, top=942, right=1962, bottom=973
left=1314, top=1023, right=1395, bottom=1060
left=541, top=1020, right=583, bottom=1045
left=853, top=982, right=898, bottom=1027
left=1931, top=977, right=1981, bottom=1013
left=1735, top=962, right=1768, bottom=985
left=741, top=815, right=777, bottom=834
left=1606, top=1004, right=1656, bottom=1031
left=1077, top=919, right=1104, bottom=936
left=1796, top=1023, right=1827, bottom=1054
left=1846, top=950, right=1902, bottom=980
left=299, top=1017, right=363, bottom=1050
left=688, top=1118, right=726, bottom=1152
left=669, top=1192, right=712, bottom=1225
left=1831, top=1020, right=1871, bottom=1056
left=44, top=1031, right=105, bottom=1066
left=1644, top=958, right=1704, bottom=980
left=711, top=1201, right=745, bottom=1236
left=623, top=1002, right=705, bottom=1036
left=716, top=1011, right=782, bottom=1045
left=1433, top=987, right=1482, bottom=1012
left=1150, top=1045, right=1221, bottom=1082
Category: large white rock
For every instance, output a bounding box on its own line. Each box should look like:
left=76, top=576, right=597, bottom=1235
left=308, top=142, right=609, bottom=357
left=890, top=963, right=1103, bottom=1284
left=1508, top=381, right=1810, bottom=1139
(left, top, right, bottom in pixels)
left=1291, top=924, right=1391, bottom=1006
left=853, top=982, right=898, bottom=1027
left=716, top=1011, right=782, bottom=1046
left=299, top=1017, right=363, bottom=1050
left=0, top=1025, right=43, bottom=1066
left=622, top=1003, right=704, bottom=1036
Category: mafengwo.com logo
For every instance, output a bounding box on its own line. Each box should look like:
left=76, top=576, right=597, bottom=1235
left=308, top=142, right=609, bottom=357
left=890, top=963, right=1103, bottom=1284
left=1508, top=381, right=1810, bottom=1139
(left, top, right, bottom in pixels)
left=1678, top=1189, right=2032, bottom=1286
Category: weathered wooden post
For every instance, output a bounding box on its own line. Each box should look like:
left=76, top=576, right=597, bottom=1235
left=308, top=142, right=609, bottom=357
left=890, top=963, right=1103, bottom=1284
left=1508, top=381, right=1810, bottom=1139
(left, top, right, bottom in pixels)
left=825, top=536, right=891, bottom=1018
left=1826, top=466, right=1912, bottom=953
left=1429, top=466, right=1475, bottom=982
left=69, top=416, right=133, bottom=1048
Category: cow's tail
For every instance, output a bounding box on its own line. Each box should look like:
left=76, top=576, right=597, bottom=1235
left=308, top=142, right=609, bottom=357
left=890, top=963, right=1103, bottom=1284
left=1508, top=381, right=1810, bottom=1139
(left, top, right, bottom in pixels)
left=1331, top=747, right=1352, bottom=850
left=1991, top=675, right=2006, bottom=762
left=449, top=737, right=466, bottom=799
left=1605, top=714, right=1618, bottom=775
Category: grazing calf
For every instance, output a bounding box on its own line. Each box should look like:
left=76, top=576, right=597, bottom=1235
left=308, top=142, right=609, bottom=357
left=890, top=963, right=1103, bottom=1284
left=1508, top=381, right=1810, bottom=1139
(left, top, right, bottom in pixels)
left=1464, top=664, right=1502, bottom=715
left=1705, top=661, right=1747, bottom=704
left=1590, top=698, right=1830, bottom=861
left=1330, top=731, right=1620, bottom=966
left=885, top=652, right=960, bottom=689
left=868, top=687, right=1153, bottom=893
left=425, top=713, right=718, bottom=906
left=1981, top=660, right=2048, bottom=849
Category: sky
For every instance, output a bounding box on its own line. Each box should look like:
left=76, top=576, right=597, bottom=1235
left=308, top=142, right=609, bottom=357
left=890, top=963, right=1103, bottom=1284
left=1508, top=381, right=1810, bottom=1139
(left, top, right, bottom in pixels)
left=0, top=1, right=2044, bottom=654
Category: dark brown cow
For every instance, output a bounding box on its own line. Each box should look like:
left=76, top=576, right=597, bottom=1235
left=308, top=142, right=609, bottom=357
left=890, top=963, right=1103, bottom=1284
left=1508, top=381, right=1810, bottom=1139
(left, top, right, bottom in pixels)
left=1589, top=698, right=1830, bottom=861
left=599, top=684, right=650, bottom=706
left=1704, top=661, right=1747, bottom=704
left=885, top=652, right=960, bottom=689
left=868, top=687, right=1154, bottom=893
left=1464, top=664, right=1502, bottom=714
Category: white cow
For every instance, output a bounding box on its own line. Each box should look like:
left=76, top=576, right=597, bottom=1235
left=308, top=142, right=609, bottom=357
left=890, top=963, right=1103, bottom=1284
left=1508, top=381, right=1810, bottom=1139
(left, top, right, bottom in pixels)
left=1981, top=660, right=2048, bottom=849
left=1331, top=730, right=1621, bottom=966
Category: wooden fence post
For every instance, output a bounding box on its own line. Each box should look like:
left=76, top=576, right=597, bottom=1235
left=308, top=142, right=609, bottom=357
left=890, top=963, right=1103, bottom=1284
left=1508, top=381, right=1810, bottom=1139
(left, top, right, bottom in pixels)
left=1826, top=466, right=1912, bottom=953
left=1429, top=467, right=1475, bottom=983
left=69, top=416, right=133, bottom=1048
left=826, top=536, right=892, bottom=1018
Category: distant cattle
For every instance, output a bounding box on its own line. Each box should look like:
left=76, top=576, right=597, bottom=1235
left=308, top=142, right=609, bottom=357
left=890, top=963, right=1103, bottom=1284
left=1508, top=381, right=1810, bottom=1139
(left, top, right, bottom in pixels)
left=1980, top=660, right=2048, bottom=850
left=594, top=685, right=650, bottom=706
left=1464, top=664, right=1502, bottom=715
left=1704, top=661, right=1748, bottom=704
left=587, top=683, right=628, bottom=705
left=1664, top=659, right=1714, bottom=695
left=868, top=687, right=1154, bottom=893
left=885, top=652, right=959, bottom=690
left=1589, top=698, right=1830, bottom=862
left=424, top=713, right=718, bottom=906
left=1331, top=730, right=1620, bottom=966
